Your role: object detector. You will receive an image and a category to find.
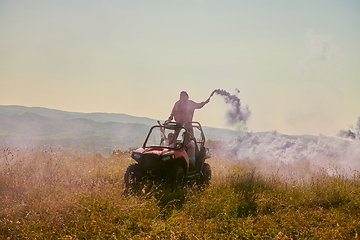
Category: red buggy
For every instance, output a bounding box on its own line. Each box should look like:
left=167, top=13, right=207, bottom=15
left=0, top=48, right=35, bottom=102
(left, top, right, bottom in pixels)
left=124, top=121, right=211, bottom=192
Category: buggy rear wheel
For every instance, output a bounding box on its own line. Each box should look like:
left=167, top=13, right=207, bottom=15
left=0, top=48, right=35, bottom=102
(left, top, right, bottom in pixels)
left=200, top=163, right=211, bottom=185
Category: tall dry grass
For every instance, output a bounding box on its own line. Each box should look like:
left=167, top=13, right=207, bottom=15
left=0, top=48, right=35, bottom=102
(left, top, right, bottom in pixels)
left=1, top=147, right=360, bottom=239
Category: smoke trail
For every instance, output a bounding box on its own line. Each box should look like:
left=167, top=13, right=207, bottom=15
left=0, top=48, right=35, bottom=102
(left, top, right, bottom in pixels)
left=337, top=116, right=360, bottom=140
left=231, top=132, right=355, bottom=163
left=291, top=29, right=343, bottom=77
left=219, top=131, right=360, bottom=178
left=209, top=89, right=251, bottom=127
left=337, top=129, right=356, bottom=140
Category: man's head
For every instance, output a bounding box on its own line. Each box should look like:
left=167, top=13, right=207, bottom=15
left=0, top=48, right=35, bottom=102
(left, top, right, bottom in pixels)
left=180, top=91, right=189, bottom=101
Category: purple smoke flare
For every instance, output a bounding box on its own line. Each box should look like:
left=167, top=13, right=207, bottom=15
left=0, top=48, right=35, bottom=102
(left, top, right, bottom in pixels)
left=209, top=89, right=251, bottom=127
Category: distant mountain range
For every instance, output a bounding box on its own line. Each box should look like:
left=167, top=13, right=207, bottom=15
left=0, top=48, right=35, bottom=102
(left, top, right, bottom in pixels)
left=0, top=105, right=157, bottom=125
left=0, top=105, right=239, bottom=152
left=2, top=106, right=356, bottom=174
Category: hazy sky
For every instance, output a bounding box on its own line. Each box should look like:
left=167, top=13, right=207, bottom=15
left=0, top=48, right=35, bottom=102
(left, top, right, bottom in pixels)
left=1, top=0, right=359, bottom=136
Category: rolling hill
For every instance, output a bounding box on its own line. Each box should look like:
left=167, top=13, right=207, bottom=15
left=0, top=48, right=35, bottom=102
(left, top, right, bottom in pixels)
left=0, top=105, right=238, bottom=152
left=0, top=105, right=325, bottom=156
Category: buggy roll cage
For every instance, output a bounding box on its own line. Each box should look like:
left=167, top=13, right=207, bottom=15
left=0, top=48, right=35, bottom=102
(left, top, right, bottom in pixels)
left=142, top=121, right=206, bottom=149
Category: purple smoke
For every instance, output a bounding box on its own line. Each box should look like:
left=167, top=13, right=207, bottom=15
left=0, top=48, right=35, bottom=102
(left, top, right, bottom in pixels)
left=209, top=89, right=251, bottom=127
left=337, top=116, right=360, bottom=140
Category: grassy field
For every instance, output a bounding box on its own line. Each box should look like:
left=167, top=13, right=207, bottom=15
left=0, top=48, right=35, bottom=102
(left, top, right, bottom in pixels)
left=1, top=147, right=360, bottom=239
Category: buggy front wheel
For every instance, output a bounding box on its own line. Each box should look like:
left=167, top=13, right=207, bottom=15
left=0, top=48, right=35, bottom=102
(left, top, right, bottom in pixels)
left=124, top=163, right=143, bottom=193
left=168, top=165, right=184, bottom=190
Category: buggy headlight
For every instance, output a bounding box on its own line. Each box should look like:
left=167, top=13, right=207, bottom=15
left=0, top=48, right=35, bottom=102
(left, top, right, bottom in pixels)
left=132, top=152, right=142, bottom=160
left=161, top=155, right=174, bottom=161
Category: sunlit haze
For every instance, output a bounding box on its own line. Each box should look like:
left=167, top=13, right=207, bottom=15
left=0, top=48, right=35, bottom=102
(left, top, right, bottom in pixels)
left=1, top=0, right=359, bottom=136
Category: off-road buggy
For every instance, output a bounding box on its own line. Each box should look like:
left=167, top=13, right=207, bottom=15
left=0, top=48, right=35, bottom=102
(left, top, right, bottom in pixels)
left=124, top=121, right=211, bottom=192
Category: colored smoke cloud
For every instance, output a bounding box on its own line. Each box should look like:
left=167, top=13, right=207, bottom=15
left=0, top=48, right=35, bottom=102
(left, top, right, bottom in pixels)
left=209, top=89, right=251, bottom=128
left=291, top=29, right=344, bottom=77
left=215, top=116, right=360, bottom=177
left=337, top=116, right=360, bottom=140
left=220, top=131, right=360, bottom=178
